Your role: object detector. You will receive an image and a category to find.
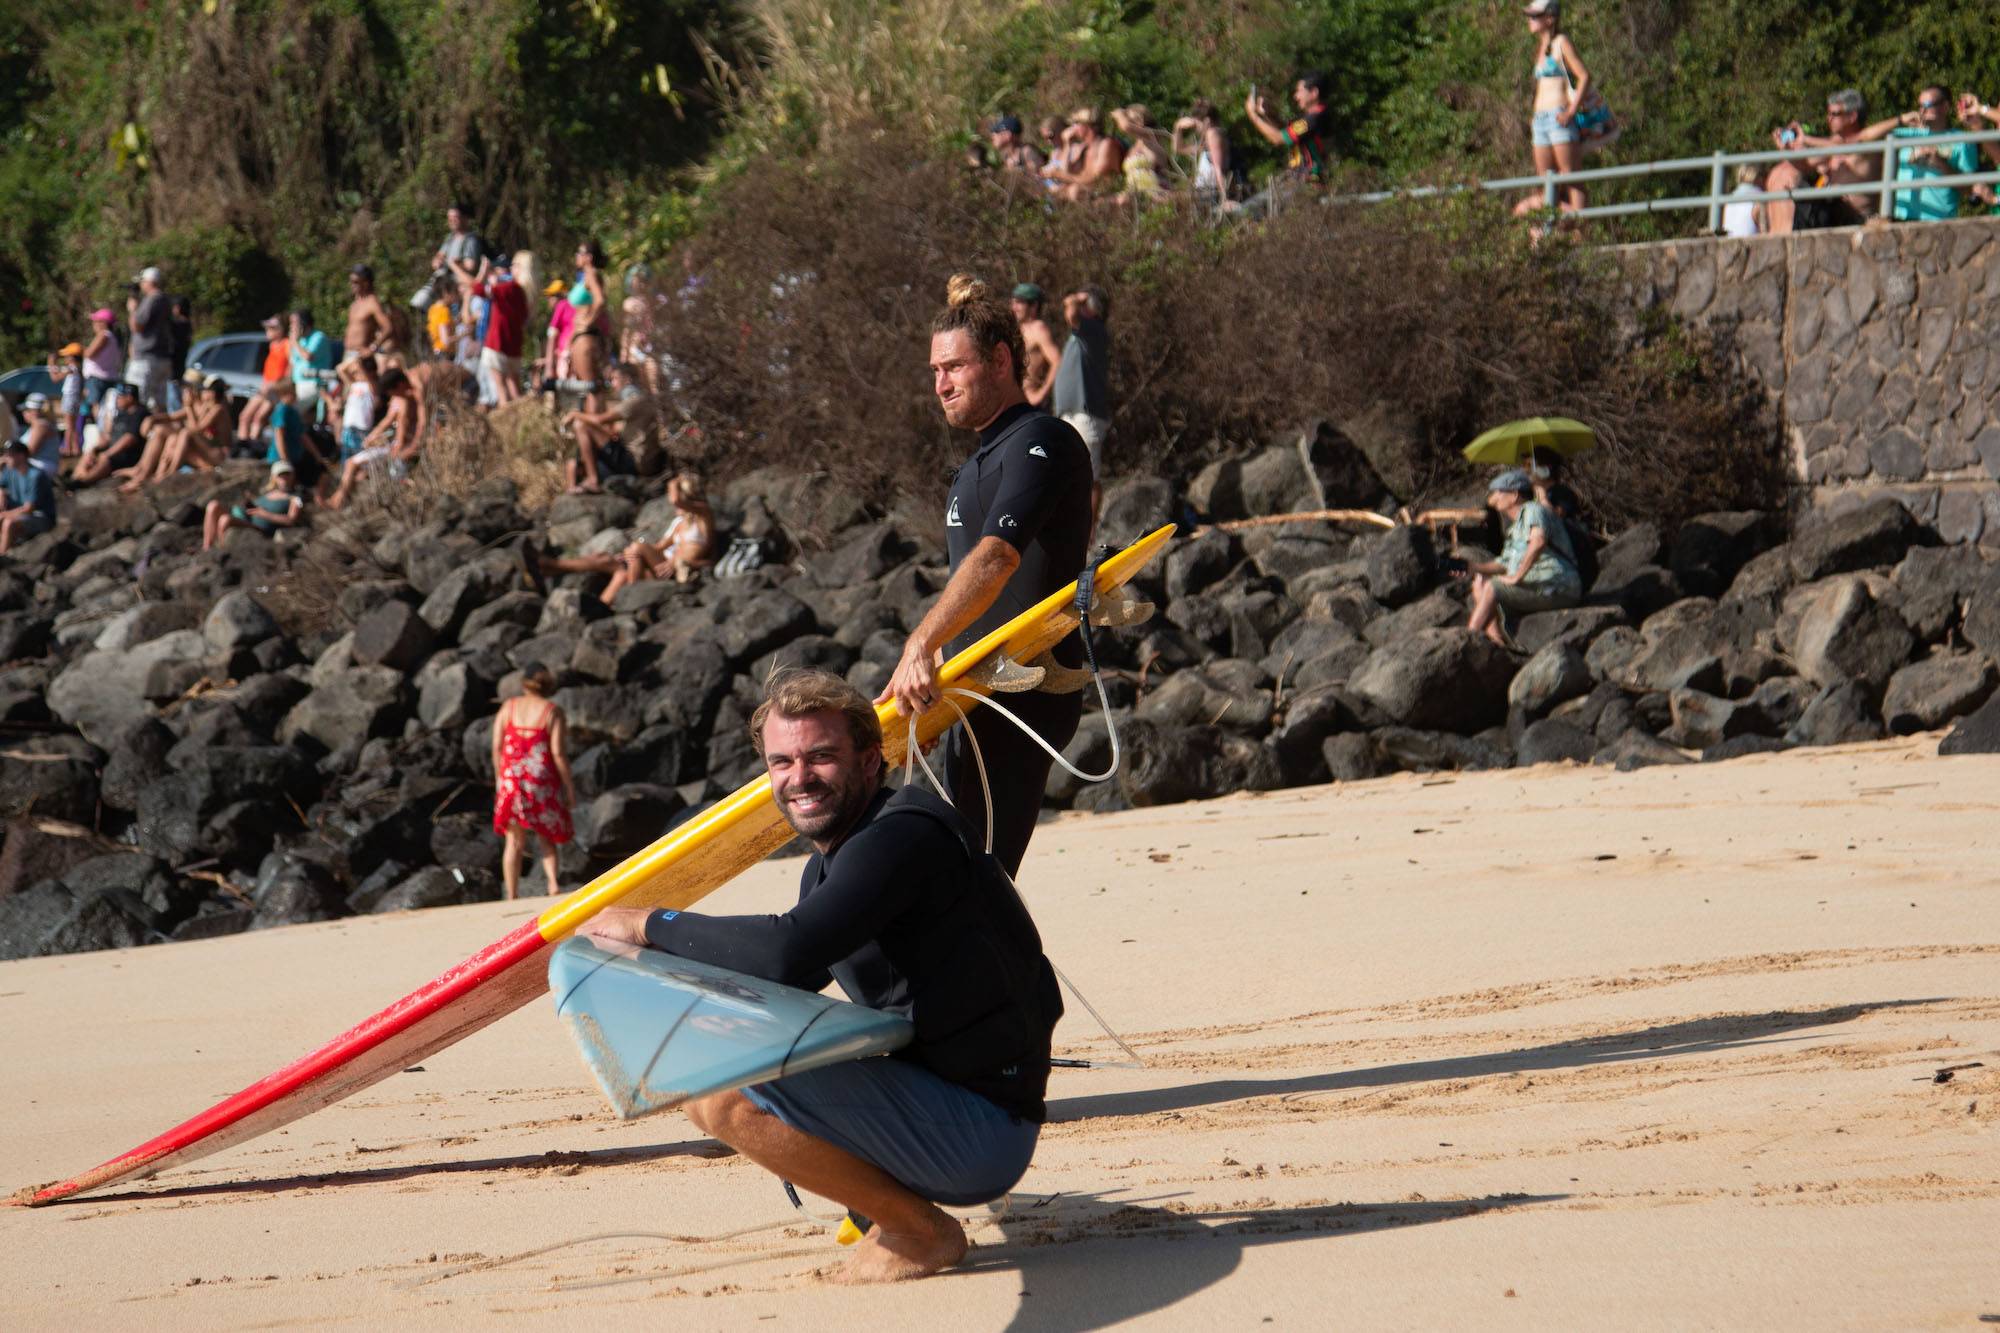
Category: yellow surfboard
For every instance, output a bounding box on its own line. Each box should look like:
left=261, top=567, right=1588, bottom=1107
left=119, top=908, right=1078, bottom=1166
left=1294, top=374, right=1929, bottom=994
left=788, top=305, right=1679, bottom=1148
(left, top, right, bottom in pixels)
left=14, top=524, right=1175, bottom=1205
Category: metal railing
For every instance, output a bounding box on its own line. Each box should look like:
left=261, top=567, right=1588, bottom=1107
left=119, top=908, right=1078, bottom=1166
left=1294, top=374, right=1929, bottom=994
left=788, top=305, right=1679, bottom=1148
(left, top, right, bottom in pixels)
left=1340, top=128, right=2000, bottom=229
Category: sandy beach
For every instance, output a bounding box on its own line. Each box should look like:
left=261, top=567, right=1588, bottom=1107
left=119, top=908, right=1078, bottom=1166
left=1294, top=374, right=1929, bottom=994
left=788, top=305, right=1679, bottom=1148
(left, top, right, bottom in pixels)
left=3, top=737, right=1996, bottom=1329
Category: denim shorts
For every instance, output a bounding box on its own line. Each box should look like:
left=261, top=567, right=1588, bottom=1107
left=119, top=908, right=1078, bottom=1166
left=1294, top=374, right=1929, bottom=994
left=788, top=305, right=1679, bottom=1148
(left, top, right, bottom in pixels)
left=1532, top=108, right=1579, bottom=147
left=742, top=1055, right=1039, bottom=1207
left=340, top=426, right=367, bottom=460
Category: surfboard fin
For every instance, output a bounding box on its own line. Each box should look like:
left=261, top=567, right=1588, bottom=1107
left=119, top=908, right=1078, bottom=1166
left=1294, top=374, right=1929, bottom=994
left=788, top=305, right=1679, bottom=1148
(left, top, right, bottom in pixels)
left=963, top=651, right=1046, bottom=693
left=1022, top=651, right=1093, bottom=695
left=1087, top=584, right=1153, bottom=628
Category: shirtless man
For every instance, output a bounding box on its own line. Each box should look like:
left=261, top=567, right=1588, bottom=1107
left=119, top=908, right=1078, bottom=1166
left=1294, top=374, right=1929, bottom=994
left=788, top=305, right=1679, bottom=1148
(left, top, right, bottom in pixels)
left=1764, top=89, right=1881, bottom=232
left=325, top=368, right=424, bottom=509
left=343, top=265, right=394, bottom=361
left=1045, top=108, right=1125, bottom=201
left=1009, top=284, right=1063, bottom=409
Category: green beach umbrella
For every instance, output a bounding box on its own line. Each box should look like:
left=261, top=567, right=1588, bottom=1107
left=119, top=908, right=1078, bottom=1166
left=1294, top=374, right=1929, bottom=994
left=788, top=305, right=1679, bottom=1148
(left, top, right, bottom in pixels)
left=1462, top=417, right=1597, bottom=465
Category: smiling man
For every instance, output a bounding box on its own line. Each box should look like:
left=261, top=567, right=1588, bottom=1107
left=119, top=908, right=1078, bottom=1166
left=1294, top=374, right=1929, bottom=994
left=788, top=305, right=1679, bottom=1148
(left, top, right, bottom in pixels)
left=879, top=274, right=1094, bottom=877
left=583, top=669, right=1062, bottom=1283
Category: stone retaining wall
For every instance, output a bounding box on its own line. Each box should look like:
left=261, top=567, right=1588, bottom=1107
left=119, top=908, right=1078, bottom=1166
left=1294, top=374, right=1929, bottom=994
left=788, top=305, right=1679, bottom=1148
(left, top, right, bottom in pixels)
left=1619, top=216, right=2000, bottom=542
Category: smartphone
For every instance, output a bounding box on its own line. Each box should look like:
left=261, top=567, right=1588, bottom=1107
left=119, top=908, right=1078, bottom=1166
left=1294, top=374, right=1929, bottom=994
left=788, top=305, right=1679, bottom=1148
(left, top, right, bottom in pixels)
left=1250, top=84, right=1258, bottom=105
left=1779, top=128, right=1797, bottom=146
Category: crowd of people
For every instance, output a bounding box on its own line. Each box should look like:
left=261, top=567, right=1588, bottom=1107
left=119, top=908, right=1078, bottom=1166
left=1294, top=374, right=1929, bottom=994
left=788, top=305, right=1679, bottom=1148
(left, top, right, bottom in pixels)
left=1507, top=0, right=1998, bottom=233
left=970, top=69, right=1335, bottom=219
left=6, top=204, right=707, bottom=588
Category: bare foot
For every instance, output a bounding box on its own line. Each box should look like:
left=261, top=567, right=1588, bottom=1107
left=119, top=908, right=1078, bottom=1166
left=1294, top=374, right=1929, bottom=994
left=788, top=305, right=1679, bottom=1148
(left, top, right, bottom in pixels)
left=828, top=1210, right=967, bottom=1284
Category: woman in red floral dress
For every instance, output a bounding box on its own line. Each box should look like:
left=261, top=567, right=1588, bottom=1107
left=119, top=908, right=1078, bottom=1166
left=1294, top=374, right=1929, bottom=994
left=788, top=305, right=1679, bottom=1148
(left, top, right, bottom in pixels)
left=490, top=664, right=575, bottom=899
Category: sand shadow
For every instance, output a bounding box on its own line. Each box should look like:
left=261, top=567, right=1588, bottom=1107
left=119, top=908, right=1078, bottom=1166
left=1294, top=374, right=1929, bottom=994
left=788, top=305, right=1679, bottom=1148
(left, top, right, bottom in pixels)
left=1050, top=1000, right=1942, bottom=1124
left=967, top=1190, right=1562, bottom=1332
left=54, top=1138, right=728, bottom=1205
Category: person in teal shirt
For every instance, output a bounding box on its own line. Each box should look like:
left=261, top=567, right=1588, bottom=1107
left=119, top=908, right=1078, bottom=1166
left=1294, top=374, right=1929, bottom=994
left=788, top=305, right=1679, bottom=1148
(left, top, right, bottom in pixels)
left=1862, top=87, right=1982, bottom=221
left=263, top=380, right=326, bottom=494
left=286, top=307, right=338, bottom=413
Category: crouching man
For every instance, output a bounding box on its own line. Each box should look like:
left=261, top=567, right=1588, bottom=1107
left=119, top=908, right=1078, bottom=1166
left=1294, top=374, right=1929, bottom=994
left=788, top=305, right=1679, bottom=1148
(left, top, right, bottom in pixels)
left=582, top=669, right=1062, bottom=1283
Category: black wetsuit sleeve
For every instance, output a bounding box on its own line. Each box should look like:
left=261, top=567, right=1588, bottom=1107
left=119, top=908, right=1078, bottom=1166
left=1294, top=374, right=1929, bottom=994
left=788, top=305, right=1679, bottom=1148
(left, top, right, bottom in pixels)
left=641, top=814, right=949, bottom=991
left=979, top=429, right=1070, bottom=554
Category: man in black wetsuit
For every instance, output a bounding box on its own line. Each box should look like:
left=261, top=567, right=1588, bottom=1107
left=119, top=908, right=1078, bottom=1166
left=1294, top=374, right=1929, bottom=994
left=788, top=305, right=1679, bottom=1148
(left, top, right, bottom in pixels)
left=583, top=669, right=1062, bottom=1284
left=879, top=275, right=1094, bottom=877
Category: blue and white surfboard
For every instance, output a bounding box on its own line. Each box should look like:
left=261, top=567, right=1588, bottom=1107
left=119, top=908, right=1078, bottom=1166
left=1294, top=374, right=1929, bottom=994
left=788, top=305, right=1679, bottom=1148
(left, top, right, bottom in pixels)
left=549, top=938, right=914, bottom=1120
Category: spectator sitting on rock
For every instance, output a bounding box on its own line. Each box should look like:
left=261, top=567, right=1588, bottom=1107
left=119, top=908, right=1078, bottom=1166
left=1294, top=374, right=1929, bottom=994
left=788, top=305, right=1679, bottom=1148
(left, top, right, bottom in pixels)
left=203, top=460, right=305, bottom=551
left=1009, top=283, right=1063, bottom=409
left=266, top=378, right=333, bottom=499
left=19, top=393, right=61, bottom=477
left=142, top=377, right=234, bottom=484
left=325, top=368, right=423, bottom=510
left=562, top=360, right=652, bottom=494
left=1858, top=86, right=1984, bottom=222
left=988, top=114, right=1044, bottom=175
left=1763, top=89, right=1880, bottom=233
left=1046, top=107, right=1126, bottom=201
left=70, top=384, right=153, bottom=486
left=602, top=471, right=716, bottom=603
left=0, top=439, right=57, bottom=554
left=113, top=368, right=208, bottom=492
left=235, top=314, right=289, bottom=450
left=1452, top=468, right=1581, bottom=647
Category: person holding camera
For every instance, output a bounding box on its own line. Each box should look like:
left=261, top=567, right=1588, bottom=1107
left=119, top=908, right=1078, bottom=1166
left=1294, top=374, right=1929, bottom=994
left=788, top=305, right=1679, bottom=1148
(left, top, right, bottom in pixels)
left=1449, top=469, right=1581, bottom=648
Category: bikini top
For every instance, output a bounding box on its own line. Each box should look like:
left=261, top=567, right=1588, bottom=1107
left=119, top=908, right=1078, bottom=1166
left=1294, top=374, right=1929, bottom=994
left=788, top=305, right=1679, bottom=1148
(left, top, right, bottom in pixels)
left=569, top=277, right=594, bottom=308
left=1533, top=37, right=1565, bottom=80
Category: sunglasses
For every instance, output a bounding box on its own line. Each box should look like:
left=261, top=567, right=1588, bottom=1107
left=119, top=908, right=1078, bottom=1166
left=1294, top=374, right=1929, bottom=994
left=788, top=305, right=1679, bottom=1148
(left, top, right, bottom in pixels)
left=1918, top=100, right=1946, bottom=110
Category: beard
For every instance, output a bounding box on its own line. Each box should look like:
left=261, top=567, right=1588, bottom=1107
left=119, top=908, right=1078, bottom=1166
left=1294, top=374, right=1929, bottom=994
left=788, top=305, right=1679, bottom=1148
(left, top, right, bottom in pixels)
left=774, top=768, right=873, bottom=845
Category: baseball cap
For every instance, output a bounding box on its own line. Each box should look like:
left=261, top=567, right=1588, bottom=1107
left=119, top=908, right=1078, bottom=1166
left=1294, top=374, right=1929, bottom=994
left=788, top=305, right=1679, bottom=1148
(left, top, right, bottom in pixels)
left=1489, top=468, right=1534, bottom=494
left=1011, top=282, right=1044, bottom=303
left=182, top=367, right=206, bottom=385
left=58, top=341, right=83, bottom=357
left=23, top=392, right=47, bottom=410
left=90, top=308, right=114, bottom=323
left=988, top=114, right=1023, bottom=135
left=115, top=382, right=138, bottom=397
left=1522, top=0, right=1558, bottom=14
left=135, top=266, right=163, bottom=284
left=544, top=279, right=567, bottom=296
left=270, top=460, right=296, bottom=476
left=349, top=263, right=374, bottom=281
left=3, top=439, right=27, bottom=456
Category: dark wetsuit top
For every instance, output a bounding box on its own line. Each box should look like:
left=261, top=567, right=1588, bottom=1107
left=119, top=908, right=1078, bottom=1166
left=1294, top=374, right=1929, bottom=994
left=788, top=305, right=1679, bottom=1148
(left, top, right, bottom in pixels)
left=940, top=403, right=1094, bottom=876
left=644, top=785, right=1062, bottom=1120
left=944, top=402, right=1092, bottom=662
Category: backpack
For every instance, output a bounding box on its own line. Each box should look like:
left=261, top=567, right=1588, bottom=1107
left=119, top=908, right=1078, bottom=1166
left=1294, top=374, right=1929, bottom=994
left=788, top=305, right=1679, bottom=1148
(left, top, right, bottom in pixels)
left=713, top=535, right=765, bottom=578
left=1562, top=514, right=1600, bottom=591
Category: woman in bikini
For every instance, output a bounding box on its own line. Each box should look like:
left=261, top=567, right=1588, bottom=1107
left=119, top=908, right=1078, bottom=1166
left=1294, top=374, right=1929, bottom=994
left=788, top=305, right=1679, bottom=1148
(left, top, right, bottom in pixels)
left=1515, top=0, right=1592, bottom=218
left=490, top=664, right=574, bottom=900
left=566, top=240, right=611, bottom=412
left=121, top=376, right=233, bottom=489
left=599, top=472, right=715, bottom=605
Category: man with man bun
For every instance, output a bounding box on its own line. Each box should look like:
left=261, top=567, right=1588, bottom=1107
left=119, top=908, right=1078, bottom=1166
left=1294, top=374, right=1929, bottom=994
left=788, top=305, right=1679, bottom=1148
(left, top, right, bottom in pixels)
left=879, top=275, right=1094, bottom=877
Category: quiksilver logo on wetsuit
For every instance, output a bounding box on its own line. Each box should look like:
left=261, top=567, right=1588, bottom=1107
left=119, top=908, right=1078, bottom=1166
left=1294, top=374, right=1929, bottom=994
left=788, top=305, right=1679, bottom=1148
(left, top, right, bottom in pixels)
left=999, top=514, right=1018, bottom=528
left=946, top=498, right=963, bottom=527
left=1028, top=445, right=1047, bottom=458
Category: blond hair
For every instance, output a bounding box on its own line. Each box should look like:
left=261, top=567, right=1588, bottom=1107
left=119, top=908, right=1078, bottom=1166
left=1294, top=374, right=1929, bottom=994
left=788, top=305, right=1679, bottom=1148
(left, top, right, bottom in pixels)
left=931, top=274, right=1026, bottom=385
left=749, top=669, right=883, bottom=756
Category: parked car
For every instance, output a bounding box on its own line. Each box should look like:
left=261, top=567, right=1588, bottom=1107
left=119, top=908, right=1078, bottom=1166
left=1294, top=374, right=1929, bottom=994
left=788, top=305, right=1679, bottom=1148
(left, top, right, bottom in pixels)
left=0, top=366, right=57, bottom=442
left=187, top=333, right=270, bottom=402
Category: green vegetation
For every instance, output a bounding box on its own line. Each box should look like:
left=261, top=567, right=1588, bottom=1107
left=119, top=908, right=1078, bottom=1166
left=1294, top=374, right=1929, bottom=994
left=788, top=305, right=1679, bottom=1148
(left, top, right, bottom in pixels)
left=0, top=0, right=1992, bottom=371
